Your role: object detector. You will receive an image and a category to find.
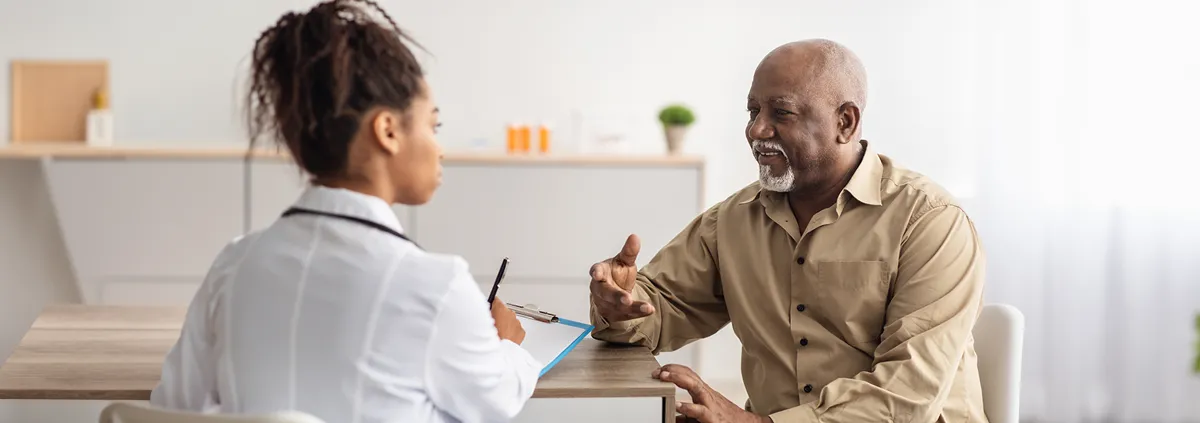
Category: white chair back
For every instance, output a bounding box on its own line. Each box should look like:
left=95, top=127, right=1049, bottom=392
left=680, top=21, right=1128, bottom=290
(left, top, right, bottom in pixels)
left=972, top=303, right=1025, bottom=423
left=98, top=402, right=325, bottom=423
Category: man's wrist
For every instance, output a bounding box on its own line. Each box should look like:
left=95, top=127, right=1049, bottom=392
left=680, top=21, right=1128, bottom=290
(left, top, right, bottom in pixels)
left=591, top=305, right=645, bottom=331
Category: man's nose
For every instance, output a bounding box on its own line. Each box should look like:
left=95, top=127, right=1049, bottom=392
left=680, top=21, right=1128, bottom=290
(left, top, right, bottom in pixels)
left=748, top=115, right=774, bottom=140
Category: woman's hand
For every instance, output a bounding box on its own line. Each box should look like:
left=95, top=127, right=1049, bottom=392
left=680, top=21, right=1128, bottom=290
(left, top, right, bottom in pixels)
left=491, top=299, right=526, bottom=345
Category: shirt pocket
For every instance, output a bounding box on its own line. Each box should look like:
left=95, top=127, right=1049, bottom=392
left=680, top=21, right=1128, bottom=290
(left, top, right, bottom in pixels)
left=815, top=261, right=890, bottom=345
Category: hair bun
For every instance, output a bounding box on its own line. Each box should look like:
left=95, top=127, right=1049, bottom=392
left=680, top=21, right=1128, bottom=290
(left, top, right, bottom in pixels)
left=247, top=0, right=425, bottom=178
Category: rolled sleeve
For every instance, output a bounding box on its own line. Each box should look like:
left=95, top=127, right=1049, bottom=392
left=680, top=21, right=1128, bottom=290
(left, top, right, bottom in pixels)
left=770, top=205, right=986, bottom=423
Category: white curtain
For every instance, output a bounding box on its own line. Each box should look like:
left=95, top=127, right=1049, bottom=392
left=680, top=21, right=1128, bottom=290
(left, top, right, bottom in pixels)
left=968, top=1, right=1200, bottom=422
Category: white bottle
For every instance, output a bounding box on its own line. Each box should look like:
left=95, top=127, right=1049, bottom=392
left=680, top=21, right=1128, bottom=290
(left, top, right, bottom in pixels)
left=86, top=89, right=113, bottom=146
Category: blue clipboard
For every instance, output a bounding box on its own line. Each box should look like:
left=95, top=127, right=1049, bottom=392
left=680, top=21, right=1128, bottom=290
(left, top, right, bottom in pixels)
left=509, top=303, right=594, bottom=377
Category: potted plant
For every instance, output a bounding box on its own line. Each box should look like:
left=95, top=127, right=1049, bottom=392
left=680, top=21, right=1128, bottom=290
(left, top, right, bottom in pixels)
left=658, top=104, right=695, bottom=155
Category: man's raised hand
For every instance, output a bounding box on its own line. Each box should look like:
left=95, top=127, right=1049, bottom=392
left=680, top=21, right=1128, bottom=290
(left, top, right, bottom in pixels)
left=589, top=234, right=655, bottom=322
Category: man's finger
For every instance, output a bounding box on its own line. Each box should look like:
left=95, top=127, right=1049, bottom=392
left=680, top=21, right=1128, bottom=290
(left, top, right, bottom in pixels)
left=589, top=262, right=637, bottom=306
left=591, top=278, right=632, bottom=305
left=598, top=301, right=654, bottom=322
left=614, top=234, right=641, bottom=265
left=590, top=264, right=635, bottom=305
left=657, top=368, right=705, bottom=400
left=674, top=415, right=700, bottom=423
left=589, top=261, right=611, bottom=283
left=607, top=298, right=653, bottom=321
left=676, top=402, right=710, bottom=422
left=659, top=364, right=694, bottom=377
left=627, top=300, right=654, bottom=317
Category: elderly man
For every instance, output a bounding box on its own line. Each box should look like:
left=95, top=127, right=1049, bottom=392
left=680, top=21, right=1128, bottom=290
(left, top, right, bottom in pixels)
left=588, top=39, right=987, bottom=423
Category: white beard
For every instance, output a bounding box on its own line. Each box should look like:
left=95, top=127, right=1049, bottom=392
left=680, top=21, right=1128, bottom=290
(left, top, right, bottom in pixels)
left=752, top=140, right=796, bottom=192
left=758, top=164, right=795, bottom=192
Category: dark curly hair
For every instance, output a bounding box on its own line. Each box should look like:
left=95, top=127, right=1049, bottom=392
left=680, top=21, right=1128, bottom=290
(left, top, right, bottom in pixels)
left=246, top=0, right=425, bottom=178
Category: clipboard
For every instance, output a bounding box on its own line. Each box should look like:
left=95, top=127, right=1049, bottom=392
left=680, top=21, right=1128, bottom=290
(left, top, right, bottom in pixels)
left=507, top=303, right=593, bottom=377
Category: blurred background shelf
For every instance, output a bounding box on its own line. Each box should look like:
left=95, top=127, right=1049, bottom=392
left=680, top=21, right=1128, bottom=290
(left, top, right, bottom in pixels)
left=0, top=143, right=704, bottom=166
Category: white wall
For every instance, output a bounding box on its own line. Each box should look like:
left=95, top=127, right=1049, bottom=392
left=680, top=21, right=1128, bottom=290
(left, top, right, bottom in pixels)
left=0, top=0, right=979, bottom=200
left=0, top=0, right=982, bottom=420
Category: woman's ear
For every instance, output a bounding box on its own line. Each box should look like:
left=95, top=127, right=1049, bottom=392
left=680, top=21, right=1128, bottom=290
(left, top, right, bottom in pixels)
left=371, top=109, right=403, bottom=155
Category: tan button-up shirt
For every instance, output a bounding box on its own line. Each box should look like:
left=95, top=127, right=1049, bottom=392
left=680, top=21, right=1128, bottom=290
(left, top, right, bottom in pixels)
left=591, top=142, right=988, bottom=423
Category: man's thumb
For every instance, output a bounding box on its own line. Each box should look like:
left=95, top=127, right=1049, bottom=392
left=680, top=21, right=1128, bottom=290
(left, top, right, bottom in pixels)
left=616, top=234, right=641, bottom=265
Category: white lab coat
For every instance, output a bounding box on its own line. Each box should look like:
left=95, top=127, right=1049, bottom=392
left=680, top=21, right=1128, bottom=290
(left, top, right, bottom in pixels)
left=150, top=185, right=542, bottom=423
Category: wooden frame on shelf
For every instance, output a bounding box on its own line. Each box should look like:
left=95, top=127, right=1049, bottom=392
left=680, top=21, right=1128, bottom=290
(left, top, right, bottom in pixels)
left=10, top=60, right=110, bottom=144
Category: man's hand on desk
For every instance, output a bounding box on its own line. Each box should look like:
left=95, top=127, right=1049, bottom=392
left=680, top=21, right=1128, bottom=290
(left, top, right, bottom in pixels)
left=654, top=364, right=771, bottom=423
left=589, top=234, right=656, bottom=321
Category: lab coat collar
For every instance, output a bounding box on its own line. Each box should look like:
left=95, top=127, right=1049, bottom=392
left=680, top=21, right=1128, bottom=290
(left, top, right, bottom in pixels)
left=291, top=185, right=405, bottom=234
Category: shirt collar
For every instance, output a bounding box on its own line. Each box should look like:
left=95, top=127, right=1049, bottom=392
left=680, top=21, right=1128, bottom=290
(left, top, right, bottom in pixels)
left=842, top=140, right=883, bottom=207
left=737, top=140, right=884, bottom=208
left=290, top=185, right=404, bottom=234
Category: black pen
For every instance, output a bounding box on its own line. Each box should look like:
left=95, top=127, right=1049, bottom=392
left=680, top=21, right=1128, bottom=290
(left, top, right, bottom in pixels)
left=486, top=257, right=509, bottom=309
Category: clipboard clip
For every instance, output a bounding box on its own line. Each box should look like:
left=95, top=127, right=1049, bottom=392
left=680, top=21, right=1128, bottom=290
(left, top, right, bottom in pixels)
left=507, top=303, right=559, bottom=323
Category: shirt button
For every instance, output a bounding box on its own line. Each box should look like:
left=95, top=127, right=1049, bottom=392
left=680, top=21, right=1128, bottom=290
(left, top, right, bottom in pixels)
left=796, top=304, right=806, bottom=312
left=799, top=338, right=809, bottom=346
left=803, top=384, right=813, bottom=393
left=796, top=256, right=806, bottom=265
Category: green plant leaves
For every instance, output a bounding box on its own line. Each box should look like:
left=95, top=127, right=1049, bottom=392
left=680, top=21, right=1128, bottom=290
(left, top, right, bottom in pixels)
left=658, top=104, right=695, bottom=126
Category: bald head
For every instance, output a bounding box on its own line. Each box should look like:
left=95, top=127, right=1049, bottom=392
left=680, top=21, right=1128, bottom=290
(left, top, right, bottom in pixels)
left=758, top=39, right=868, bottom=111
left=746, top=39, right=870, bottom=194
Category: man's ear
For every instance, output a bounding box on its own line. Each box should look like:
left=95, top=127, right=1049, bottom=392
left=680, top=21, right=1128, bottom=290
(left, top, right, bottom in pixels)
left=371, top=110, right=403, bottom=155
left=835, top=102, right=861, bottom=144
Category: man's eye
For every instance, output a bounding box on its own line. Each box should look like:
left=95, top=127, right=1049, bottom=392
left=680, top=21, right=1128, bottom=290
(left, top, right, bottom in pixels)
left=774, top=109, right=793, bottom=116
left=748, top=109, right=759, bottom=117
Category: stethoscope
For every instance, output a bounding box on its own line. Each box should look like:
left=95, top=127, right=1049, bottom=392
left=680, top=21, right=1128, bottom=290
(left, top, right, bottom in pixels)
left=281, top=207, right=421, bottom=249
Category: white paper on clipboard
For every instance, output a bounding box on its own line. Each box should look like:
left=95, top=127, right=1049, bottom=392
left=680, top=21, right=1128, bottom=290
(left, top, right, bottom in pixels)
left=510, top=305, right=593, bottom=377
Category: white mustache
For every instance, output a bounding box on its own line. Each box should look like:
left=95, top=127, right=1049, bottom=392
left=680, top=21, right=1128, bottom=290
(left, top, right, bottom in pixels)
left=751, top=140, right=786, bottom=157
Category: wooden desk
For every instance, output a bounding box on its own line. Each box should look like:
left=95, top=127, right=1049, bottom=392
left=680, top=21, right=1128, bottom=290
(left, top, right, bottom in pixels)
left=0, top=305, right=676, bottom=422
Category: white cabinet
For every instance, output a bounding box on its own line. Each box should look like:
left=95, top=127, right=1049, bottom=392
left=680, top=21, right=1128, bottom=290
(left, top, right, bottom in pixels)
left=42, top=159, right=244, bottom=303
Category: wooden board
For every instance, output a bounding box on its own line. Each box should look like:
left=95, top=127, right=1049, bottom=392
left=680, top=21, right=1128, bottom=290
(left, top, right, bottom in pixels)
left=10, top=60, right=109, bottom=143
left=0, top=305, right=675, bottom=401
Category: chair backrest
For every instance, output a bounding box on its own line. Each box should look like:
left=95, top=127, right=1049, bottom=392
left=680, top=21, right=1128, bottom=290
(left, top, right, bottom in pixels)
left=972, top=303, right=1025, bottom=423
left=98, top=402, right=326, bottom=423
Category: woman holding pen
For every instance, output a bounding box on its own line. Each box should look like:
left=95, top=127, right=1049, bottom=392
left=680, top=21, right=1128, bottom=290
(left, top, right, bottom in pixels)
left=149, top=1, right=539, bottom=422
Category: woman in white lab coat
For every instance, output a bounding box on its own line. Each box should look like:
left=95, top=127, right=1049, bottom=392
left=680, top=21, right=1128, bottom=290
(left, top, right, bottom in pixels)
left=149, top=1, right=541, bottom=422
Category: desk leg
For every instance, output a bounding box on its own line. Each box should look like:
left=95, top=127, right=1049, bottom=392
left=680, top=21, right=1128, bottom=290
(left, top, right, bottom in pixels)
left=662, top=392, right=675, bottom=423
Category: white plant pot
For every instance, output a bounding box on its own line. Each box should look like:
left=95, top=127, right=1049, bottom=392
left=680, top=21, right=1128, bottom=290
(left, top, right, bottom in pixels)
left=664, top=125, right=689, bottom=155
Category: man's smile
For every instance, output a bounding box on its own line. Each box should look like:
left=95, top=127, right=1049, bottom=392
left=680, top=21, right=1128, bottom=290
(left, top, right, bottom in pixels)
left=752, top=140, right=788, bottom=168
